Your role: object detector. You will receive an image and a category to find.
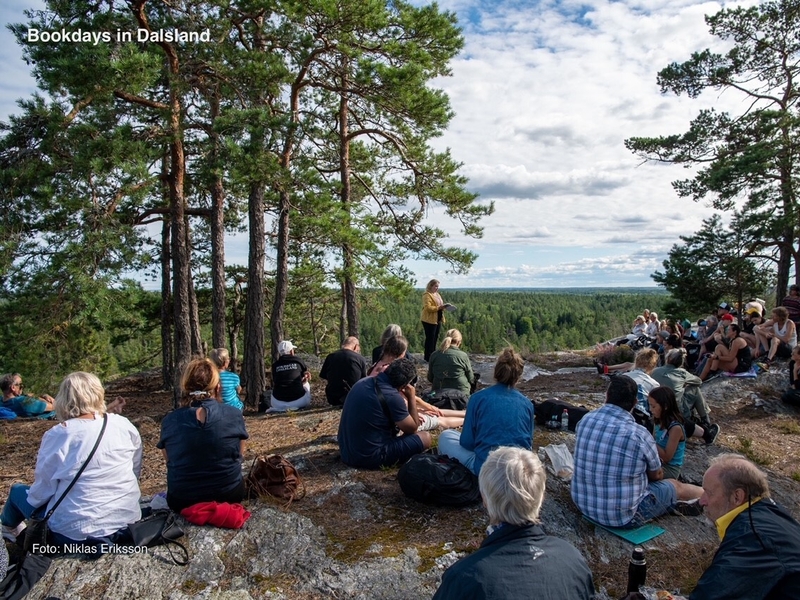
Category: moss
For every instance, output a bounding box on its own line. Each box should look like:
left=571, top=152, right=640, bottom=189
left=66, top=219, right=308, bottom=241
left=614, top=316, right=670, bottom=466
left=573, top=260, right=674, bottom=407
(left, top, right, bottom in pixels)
left=328, top=525, right=408, bottom=562
left=181, top=579, right=208, bottom=594
left=737, top=436, right=772, bottom=465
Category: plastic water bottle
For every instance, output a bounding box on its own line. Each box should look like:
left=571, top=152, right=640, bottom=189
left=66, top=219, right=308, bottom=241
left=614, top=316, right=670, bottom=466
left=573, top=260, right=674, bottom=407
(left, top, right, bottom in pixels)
left=626, top=546, right=647, bottom=593
left=561, top=408, right=569, bottom=431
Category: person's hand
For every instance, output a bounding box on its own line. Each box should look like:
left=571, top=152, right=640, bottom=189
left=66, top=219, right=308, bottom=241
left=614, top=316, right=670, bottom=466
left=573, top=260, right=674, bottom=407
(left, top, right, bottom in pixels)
left=41, top=394, right=55, bottom=403
left=426, top=405, right=444, bottom=417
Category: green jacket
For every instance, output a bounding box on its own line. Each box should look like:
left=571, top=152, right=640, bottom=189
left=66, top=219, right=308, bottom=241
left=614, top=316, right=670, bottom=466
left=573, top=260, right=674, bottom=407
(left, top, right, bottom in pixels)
left=427, top=347, right=474, bottom=396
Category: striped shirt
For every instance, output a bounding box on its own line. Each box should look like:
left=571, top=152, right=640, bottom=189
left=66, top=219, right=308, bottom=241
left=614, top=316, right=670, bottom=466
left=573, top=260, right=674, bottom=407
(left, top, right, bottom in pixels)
left=571, top=403, right=661, bottom=527
left=219, top=370, right=243, bottom=411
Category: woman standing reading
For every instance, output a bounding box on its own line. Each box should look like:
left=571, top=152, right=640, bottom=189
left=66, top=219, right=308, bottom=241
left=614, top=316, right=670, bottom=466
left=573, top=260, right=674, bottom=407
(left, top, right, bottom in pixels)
left=421, top=279, right=452, bottom=361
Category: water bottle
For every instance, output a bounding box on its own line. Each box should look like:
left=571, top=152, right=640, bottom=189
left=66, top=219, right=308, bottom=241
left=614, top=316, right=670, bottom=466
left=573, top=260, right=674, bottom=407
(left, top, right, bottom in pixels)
left=626, top=546, right=647, bottom=593
left=561, top=408, right=569, bottom=431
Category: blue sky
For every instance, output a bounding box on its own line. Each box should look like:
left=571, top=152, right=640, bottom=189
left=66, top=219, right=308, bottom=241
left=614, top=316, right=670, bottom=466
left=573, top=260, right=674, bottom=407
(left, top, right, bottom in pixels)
left=0, top=0, right=748, bottom=288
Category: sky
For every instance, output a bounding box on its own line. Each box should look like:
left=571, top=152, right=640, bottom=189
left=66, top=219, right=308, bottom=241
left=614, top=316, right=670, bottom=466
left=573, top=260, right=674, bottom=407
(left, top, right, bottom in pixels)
left=0, top=0, right=751, bottom=288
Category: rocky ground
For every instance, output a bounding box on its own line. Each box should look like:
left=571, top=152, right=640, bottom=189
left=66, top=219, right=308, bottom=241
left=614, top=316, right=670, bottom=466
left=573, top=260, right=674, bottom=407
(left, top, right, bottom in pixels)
left=2, top=351, right=799, bottom=599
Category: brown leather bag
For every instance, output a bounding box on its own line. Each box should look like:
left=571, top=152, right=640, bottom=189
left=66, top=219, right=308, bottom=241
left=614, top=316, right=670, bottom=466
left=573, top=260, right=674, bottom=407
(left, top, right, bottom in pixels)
left=246, top=454, right=305, bottom=506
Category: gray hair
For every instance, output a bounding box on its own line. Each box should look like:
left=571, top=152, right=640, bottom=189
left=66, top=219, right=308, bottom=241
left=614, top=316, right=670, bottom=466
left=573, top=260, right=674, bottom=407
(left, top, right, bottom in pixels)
left=380, top=324, right=403, bottom=346
left=710, top=453, right=770, bottom=499
left=55, top=372, right=106, bottom=421
left=666, top=348, right=686, bottom=368
left=479, top=447, right=546, bottom=526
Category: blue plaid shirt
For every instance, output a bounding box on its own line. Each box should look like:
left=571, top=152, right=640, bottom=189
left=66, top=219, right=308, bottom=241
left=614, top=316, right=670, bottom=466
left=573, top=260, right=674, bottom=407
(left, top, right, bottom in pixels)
left=571, top=403, right=661, bottom=527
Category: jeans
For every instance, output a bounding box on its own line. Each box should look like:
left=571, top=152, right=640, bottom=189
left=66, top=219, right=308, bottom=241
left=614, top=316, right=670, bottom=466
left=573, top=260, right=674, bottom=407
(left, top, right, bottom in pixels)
left=1, top=483, right=79, bottom=547
left=437, top=429, right=477, bottom=474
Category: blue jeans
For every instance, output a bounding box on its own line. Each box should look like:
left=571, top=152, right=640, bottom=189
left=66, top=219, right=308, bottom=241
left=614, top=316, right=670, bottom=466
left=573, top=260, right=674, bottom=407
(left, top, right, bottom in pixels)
left=630, top=480, right=677, bottom=526
left=437, top=430, right=477, bottom=474
left=1, top=483, right=77, bottom=547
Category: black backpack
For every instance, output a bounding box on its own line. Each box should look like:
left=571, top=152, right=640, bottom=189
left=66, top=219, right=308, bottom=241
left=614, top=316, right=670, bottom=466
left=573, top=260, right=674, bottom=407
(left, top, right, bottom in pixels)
left=397, top=454, right=480, bottom=507
left=423, top=388, right=469, bottom=411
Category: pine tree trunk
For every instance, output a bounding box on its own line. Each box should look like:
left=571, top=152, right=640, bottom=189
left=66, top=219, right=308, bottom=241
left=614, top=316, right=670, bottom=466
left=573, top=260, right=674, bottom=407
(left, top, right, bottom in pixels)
left=210, top=172, right=226, bottom=349
left=338, top=76, right=359, bottom=338
left=243, top=183, right=266, bottom=409
left=270, top=190, right=290, bottom=362
left=160, top=216, right=173, bottom=390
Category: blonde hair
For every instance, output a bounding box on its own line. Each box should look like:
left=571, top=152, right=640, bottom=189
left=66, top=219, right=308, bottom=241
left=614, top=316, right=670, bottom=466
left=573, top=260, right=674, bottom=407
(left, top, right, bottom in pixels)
left=480, top=447, right=546, bottom=526
left=634, top=348, right=659, bottom=371
left=180, top=358, right=220, bottom=406
left=425, top=279, right=440, bottom=293
left=55, top=372, right=106, bottom=421
left=439, top=329, right=463, bottom=352
left=494, top=347, right=524, bottom=387
left=209, top=348, right=230, bottom=369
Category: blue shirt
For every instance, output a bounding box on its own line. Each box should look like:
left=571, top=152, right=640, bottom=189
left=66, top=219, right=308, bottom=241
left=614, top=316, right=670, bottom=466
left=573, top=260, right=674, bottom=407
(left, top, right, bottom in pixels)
left=219, top=370, right=243, bottom=410
left=655, top=421, right=685, bottom=470
left=2, top=395, right=55, bottom=419
left=459, top=383, right=534, bottom=475
left=571, top=403, right=661, bottom=527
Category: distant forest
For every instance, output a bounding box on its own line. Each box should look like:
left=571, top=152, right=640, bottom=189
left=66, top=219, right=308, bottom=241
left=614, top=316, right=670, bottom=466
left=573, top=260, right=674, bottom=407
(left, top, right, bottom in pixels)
left=359, top=288, right=671, bottom=356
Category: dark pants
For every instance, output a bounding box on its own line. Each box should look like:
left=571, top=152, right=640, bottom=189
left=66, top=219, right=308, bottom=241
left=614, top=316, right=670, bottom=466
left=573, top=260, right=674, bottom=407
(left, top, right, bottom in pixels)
left=422, top=321, right=441, bottom=361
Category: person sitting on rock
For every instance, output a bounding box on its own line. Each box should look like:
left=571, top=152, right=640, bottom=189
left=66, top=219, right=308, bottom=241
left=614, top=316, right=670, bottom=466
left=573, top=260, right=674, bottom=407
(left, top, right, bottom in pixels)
left=432, top=447, right=595, bottom=600
left=209, top=347, right=243, bottom=410
left=320, top=336, right=368, bottom=406
left=269, top=340, right=311, bottom=412
left=369, top=335, right=464, bottom=430
left=437, top=348, right=534, bottom=476
left=699, top=322, right=752, bottom=380
left=651, top=349, right=720, bottom=445
left=646, top=312, right=661, bottom=337
left=690, top=454, right=800, bottom=599
left=754, top=306, right=797, bottom=363
left=158, top=358, right=248, bottom=512
left=0, top=373, right=55, bottom=419
left=337, top=357, right=431, bottom=469
left=631, top=315, right=647, bottom=337
left=571, top=376, right=703, bottom=528
left=427, top=328, right=476, bottom=397
left=648, top=386, right=687, bottom=480
left=1, top=372, right=142, bottom=547
left=622, top=348, right=660, bottom=415
left=741, top=308, right=764, bottom=351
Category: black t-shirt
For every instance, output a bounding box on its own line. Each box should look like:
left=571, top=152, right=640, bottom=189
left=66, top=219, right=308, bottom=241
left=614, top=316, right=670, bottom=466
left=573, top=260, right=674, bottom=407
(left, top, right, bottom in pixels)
left=320, top=348, right=368, bottom=405
left=271, top=354, right=308, bottom=401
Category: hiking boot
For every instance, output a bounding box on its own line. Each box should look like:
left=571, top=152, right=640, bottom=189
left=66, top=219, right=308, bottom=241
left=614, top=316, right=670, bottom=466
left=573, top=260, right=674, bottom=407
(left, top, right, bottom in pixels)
left=672, top=499, right=703, bottom=517
left=703, top=423, right=721, bottom=445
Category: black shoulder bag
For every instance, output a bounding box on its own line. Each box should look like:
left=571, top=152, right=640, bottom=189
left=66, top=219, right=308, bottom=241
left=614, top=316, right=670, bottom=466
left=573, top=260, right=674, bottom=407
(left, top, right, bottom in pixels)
left=23, top=413, right=108, bottom=553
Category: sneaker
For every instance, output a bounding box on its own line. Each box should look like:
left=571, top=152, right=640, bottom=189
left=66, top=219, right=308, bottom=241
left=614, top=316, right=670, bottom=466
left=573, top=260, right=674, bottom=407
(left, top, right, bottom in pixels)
left=703, top=423, right=721, bottom=445
left=2, top=522, right=26, bottom=543
left=672, top=499, right=703, bottom=517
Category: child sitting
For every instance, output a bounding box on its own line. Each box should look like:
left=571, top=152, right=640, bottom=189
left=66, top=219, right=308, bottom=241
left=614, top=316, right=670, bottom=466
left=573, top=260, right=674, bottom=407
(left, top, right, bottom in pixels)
left=647, top=386, right=686, bottom=480
left=209, top=348, right=243, bottom=411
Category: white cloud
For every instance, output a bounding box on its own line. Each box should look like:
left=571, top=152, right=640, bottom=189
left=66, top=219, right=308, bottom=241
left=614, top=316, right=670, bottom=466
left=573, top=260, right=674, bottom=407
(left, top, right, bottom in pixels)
left=1, top=0, right=749, bottom=287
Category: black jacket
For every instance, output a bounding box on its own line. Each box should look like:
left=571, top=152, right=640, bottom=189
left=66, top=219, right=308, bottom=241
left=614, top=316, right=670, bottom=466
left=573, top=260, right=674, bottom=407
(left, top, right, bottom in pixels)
left=432, top=523, right=594, bottom=600
left=690, top=499, right=800, bottom=600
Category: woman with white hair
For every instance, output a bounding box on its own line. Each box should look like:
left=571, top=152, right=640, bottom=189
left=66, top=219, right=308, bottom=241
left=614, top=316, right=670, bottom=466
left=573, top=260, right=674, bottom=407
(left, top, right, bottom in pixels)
left=1, top=372, right=142, bottom=546
left=432, top=447, right=594, bottom=600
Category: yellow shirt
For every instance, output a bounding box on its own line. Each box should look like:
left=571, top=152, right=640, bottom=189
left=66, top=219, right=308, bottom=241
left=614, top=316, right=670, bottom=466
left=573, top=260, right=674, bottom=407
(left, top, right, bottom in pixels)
left=421, top=291, right=445, bottom=325
left=715, top=497, right=762, bottom=540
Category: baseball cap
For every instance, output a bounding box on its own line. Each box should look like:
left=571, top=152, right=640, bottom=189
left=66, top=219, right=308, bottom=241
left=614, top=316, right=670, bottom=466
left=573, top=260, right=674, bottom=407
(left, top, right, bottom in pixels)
left=719, top=302, right=731, bottom=310
left=277, top=340, right=297, bottom=356
left=721, top=314, right=734, bottom=322
left=746, top=307, right=761, bottom=316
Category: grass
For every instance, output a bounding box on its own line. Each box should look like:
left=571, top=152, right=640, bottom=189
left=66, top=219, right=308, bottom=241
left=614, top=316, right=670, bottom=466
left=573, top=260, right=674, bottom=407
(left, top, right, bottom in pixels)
left=775, top=419, right=800, bottom=435
left=792, top=472, right=800, bottom=482
left=737, top=436, right=772, bottom=466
